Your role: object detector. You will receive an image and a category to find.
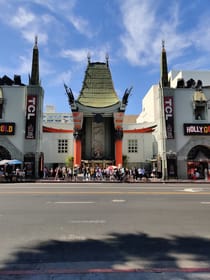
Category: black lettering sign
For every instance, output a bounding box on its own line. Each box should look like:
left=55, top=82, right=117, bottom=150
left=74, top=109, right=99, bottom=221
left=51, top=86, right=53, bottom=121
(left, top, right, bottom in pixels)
left=184, top=123, right=210, bottom=135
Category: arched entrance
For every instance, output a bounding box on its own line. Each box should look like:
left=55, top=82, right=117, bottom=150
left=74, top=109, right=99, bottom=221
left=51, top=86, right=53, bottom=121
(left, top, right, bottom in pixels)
left=187, top=145, right=210, bottom=179
left=0, top=145, right=11, bottom=160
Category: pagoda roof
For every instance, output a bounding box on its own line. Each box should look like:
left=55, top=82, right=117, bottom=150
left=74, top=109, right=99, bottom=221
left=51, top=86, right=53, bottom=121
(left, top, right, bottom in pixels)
left=77, top=61, right=120, bottom=108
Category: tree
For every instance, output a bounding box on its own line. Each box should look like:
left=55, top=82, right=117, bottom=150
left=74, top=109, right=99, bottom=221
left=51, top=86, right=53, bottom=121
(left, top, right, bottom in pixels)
left=65, top=156, right=74, bottom=168
left=123, top=154, right=129, bottom=168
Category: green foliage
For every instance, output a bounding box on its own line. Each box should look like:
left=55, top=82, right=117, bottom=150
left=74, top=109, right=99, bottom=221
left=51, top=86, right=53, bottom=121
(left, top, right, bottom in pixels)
left=123, top=154, right=128, bottom=167
left=65, top=156, right=74, bottom=167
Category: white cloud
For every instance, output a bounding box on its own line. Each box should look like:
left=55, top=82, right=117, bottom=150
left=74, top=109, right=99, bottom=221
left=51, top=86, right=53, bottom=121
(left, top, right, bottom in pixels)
left=32, top=0, right=76, bottom=13
left=61, top=49, right=90, bottom=63
left=119, top=0, right=157, bottom=65
left=49, top=70, right=72, bottom=87
left=60, top=44, right=111, bottom=64
left=31, top=0, right=93, bottom=38
left=118, top=0, right=201, bottom=67
left=10, top=7, right=35, bottom=28
left=0, top=3, right=50, bottom=45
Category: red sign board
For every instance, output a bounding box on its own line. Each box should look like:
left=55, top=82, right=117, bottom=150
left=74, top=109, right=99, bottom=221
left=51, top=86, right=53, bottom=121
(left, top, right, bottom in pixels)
left=164, top=96, right=174, bottom=139
left=25, top=95, right=37, bottom=139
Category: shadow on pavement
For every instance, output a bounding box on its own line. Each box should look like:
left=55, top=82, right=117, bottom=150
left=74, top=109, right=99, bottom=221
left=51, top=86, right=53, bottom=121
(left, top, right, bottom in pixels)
left=1, top=232, right=210, bottom=270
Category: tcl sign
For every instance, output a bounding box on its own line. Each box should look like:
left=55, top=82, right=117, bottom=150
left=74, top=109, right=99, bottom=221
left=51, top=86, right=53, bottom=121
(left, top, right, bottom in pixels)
left=27, top=96, right=36, bottom=120
left=164, top=96, right=174, bottom=139
left=164, top=97, right=173, bottom=120
left=25, top=96, right=37, bottom=139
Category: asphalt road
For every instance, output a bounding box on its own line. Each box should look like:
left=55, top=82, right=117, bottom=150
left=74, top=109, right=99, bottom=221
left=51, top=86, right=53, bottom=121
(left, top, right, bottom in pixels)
left=0, top=182, right=210, bottom=279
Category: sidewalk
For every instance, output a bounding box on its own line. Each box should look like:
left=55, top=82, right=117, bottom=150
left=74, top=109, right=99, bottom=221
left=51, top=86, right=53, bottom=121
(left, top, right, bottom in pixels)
left=36, top=176, right=210, bottom=184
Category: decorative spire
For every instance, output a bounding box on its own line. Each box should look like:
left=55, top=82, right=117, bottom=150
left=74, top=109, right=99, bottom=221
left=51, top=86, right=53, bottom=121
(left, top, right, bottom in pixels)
left=29, top=35, right=39, bottom=85
left=35, top=35, right=38, bottom=48
left=105, top=53, right=109, bottom=66
left=87, top=52, right=91, bottom=64
left=162, top=40, right=165, bottom=50
left=160, top=40, right=169, bottom=88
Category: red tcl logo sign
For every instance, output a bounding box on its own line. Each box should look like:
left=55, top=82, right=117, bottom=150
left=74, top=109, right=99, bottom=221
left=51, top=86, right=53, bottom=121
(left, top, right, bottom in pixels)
left=27, top=96, right=36, bottom=120
left=164, top=96, right=174, bottom=139
left=164, top=96, right=173, bottom=120
left=25, top=95, right=37, bottom=139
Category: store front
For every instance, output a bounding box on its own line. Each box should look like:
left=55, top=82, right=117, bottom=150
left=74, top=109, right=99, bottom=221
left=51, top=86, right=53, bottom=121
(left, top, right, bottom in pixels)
left=187, top=145, right=210, bottom=179
left=0, top=145, right=11, bottom=160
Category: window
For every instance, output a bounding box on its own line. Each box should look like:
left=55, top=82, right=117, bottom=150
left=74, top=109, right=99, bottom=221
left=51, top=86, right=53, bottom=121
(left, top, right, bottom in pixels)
left=58, top=139, right=68, bottom=153
left=128, top=139, right=138, bottom=153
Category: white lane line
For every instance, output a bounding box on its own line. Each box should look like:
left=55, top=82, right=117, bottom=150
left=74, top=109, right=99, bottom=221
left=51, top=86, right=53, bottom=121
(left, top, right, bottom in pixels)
left=183, top=188, right=203, bottom=192
left=55, top=201, right=95, bottom=204
left=201, top=202, right=210, bottom=204
left=70, top=220, right=106, bottom=224
left=112, top=199, right=126, bottom=203
left=47, top=201, right=95, bottom=204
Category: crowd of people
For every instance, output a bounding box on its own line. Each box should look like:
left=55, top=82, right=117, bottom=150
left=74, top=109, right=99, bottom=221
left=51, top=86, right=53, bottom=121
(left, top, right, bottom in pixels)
left=42, top=165, right=152, bottom=182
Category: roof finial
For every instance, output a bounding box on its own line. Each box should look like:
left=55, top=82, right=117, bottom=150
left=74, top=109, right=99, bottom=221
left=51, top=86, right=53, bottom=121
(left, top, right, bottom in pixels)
left=162, top=40, right=165, bottom=50
left=35, top=35, right=38, bottom=46
left=87, top=52, right=91, bottom=63
left=160, top=39, right=169, bottom=87
left=105, top=53, right=109, bottom=65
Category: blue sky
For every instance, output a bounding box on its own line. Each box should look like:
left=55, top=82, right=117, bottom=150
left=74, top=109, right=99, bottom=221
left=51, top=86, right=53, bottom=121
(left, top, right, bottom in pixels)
left=1, top=0, right=210, bottom=115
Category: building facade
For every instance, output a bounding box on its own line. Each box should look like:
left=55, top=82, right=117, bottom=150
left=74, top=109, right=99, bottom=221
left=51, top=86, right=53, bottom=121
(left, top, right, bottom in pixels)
left=0, top=37, right=44, bottom=178
left=137, top=42, right=210, bottom=179
left=42, top=107, right=155, bottom=171
left=4, top=38, right=209, bottom=180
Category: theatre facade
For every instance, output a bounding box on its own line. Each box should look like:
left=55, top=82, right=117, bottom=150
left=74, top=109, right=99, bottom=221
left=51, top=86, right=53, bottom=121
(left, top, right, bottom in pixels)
left=137, top=42, right=210, bottom=179
left=42, top=55, right=156, bottom=171
left=2, top=38, right=210, bottom=179
left=0, top=37, right=44, bottom=178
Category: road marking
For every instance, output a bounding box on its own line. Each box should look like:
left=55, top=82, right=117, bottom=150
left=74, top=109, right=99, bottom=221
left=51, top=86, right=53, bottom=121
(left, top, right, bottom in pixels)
left=184, top=188, right=203, bottom=192
left=70, top=220, right=106, bottom=224
left=201, top=202, right=210, bottom=204
left=112, top=199, right=126, bottom=203
left=54, top=201, right=95, bottom=204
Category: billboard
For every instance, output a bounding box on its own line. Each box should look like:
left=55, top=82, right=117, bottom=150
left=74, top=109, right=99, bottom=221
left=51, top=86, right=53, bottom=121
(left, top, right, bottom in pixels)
left=164, top=96, right=174, bottom=139
left=184, top=123, right=210, bottom=135
left=25, top=95, right=37, bottom=139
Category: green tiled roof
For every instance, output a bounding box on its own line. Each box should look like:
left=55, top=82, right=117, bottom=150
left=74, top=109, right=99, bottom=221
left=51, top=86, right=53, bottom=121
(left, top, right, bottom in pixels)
left=77, top=62, right=120, bottom=108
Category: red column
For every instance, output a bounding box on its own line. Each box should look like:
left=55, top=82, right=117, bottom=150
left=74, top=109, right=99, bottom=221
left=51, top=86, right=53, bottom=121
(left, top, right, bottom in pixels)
left=74, top=139, right=81, bottom=166
left=115, top=139, right=123, bottom=167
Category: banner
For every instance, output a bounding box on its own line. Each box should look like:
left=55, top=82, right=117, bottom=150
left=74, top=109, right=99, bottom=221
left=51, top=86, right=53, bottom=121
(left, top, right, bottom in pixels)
left=164, top=96, right=174, bottom=139
left=25, top=95, right=37, bottom=139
